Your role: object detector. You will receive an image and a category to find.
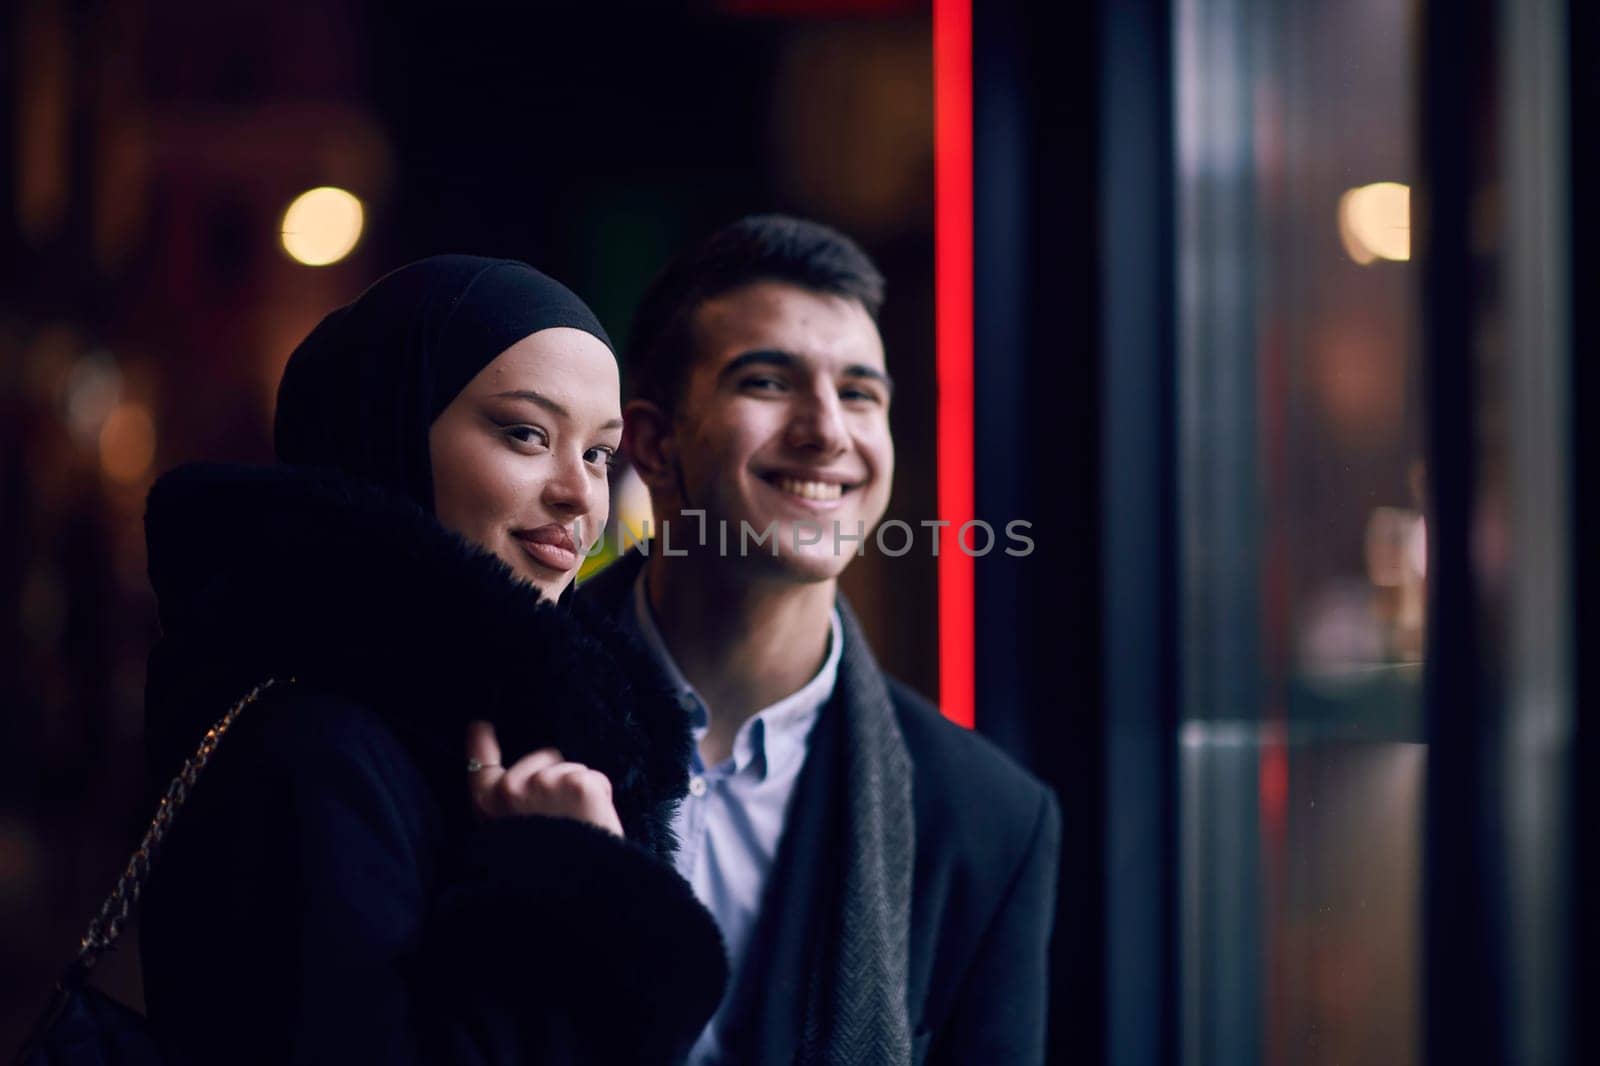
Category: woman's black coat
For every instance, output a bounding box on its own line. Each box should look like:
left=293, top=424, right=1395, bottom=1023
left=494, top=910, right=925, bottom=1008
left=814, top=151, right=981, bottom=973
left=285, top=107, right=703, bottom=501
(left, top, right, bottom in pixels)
left=136, top=463, right=727, bottom=1065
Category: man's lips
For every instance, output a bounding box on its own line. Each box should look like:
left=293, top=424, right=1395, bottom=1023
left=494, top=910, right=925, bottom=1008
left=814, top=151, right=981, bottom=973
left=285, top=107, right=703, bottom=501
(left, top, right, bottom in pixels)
left=513, top=524, right=579, bottom=573
left=760, top=472, right=860, bottom=503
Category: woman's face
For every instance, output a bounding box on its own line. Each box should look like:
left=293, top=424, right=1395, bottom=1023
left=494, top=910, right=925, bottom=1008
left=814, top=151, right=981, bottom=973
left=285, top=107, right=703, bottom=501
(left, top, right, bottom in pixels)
left=430, top=327, right=621, bottom=599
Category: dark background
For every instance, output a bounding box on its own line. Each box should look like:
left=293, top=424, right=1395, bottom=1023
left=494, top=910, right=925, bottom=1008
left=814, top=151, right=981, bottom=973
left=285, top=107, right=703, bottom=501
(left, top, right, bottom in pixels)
left=0, top=0, right=1104, bottom=1059
left=5, top=1, right=1591, bottom=1064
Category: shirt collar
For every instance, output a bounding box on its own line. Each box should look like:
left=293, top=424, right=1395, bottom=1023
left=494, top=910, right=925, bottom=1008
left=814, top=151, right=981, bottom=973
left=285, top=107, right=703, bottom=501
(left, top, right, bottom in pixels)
left=625, top=570, right=838, bottom=778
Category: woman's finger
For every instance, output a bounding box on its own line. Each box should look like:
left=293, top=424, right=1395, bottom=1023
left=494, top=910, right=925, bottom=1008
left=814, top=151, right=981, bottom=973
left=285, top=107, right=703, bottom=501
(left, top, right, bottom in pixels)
left=530, top=761, right=593, bottom=796
left=465, top=720, right=502, bottom=768
left=465, top=721, right=507, bottom=810
left=534, top=765, right=622, bottom=837
left=501, top=747, right=568, bottom=795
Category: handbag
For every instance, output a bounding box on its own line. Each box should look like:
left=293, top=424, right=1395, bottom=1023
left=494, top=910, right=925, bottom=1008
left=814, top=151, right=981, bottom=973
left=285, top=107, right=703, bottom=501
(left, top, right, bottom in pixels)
left=13, top=678, right=292, bottom=1066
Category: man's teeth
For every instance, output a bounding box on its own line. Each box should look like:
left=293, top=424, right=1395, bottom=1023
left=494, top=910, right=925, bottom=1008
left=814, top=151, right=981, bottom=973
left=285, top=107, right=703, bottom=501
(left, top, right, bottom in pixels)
left=775, top=477, right=844, bottom=501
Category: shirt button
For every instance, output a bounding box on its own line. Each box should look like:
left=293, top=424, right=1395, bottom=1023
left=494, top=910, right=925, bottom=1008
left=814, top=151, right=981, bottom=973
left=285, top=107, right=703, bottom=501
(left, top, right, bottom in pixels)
left=688, top=775, right=708, bottom=797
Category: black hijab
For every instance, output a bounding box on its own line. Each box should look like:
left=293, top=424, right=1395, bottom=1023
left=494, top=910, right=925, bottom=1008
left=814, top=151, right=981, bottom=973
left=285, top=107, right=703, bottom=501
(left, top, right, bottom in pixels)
left=274, top=255, right=612, bottom=511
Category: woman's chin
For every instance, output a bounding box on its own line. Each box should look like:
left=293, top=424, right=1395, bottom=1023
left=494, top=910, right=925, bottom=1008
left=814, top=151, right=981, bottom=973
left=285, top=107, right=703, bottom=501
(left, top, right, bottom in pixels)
left=494, top=552, right=571, bottom=601
left=525, top=568, right=575, bottom=602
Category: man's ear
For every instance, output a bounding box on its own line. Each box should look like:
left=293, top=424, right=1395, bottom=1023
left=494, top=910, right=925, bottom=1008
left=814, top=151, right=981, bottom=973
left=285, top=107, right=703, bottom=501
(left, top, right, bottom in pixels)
left=623, top=399, right=678, bottom=492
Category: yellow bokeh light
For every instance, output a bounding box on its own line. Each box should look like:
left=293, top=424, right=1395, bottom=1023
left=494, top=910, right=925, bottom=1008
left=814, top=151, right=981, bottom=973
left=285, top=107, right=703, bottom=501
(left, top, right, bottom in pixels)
left=1338, top=182, right=1410, bottom=265
left=99, top=402, right=157, bottom=484
left=613, top=466, right=655, bottom=551
left=281, top=186, right=364, bottom=266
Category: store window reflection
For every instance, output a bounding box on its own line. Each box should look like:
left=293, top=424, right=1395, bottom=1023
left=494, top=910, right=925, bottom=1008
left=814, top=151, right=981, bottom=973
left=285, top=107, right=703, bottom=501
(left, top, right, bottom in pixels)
left=1176, top=0, right=1425, bottom=1063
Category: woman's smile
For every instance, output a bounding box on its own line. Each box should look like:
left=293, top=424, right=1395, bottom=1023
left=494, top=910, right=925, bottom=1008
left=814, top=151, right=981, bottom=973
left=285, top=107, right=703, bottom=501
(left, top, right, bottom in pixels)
left=514, top=523, right=581, bottom=573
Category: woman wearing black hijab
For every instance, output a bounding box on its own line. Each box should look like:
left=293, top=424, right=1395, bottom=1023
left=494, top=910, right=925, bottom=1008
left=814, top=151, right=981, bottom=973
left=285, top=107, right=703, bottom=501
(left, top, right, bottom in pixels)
left=137, top=256, right=726, bottom=1064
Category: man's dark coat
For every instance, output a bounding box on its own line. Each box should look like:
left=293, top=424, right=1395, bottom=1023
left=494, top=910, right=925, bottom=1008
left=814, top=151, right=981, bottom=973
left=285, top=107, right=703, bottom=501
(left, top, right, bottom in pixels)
left=583, top=550, right=1061, bottom=1065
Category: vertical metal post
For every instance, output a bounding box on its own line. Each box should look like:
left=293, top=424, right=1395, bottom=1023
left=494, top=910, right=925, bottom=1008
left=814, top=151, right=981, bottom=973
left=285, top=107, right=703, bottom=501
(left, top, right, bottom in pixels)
left=1102, top=0, right=1180, bottom=1062
left=1500, top=0, right=1574, bottom=1060
left=1418, top=0, right=1506, bottom=1060
left=1171, top=0, right=1262, bottom=1061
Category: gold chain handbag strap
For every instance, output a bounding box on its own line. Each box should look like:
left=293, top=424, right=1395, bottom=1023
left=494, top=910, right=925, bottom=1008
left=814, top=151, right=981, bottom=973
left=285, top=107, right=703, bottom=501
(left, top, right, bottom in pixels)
left=72, top=677, right=293, bottom=972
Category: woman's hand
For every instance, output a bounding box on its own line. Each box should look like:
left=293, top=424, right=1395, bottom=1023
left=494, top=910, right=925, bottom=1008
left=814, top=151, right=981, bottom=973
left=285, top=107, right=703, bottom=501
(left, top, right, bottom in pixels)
left=465, top=720, right=624, bottom=838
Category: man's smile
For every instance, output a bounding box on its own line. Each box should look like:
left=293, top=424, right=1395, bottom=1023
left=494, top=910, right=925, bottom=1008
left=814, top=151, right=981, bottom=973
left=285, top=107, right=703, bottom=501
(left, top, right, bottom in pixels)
left=757, top=469, right=864, bottom=510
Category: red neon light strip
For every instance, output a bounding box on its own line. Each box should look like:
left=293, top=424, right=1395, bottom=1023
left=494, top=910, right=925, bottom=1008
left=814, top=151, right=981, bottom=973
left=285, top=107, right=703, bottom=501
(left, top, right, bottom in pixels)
left=934, top=0, right=975, bottom=729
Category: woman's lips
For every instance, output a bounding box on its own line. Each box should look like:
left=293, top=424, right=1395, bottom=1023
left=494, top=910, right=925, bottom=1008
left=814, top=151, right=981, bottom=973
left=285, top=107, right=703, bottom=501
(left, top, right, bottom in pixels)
left=513, top=525, right=579, bottom=573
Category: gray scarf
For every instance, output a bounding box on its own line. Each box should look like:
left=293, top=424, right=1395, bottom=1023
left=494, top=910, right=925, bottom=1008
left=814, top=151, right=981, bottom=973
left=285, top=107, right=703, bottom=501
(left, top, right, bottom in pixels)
left=798, top=602, right=915, bottom=1065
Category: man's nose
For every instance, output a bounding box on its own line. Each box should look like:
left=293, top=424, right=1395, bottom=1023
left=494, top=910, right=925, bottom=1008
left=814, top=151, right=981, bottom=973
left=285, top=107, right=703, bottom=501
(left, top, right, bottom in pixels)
left=785, top=386, right=849, bottom=455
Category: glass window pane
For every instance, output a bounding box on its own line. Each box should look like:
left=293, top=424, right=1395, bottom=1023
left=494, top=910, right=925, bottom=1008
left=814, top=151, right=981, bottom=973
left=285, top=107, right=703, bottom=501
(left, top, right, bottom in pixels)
left=1175, top=0, right=1425, bottom=1062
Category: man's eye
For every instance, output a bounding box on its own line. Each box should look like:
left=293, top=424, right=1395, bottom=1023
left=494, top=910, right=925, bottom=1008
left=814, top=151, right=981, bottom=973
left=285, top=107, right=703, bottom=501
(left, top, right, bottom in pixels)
left=841, top=387, right=882, bottom=404
left=742, top=376, right=785, bottom=392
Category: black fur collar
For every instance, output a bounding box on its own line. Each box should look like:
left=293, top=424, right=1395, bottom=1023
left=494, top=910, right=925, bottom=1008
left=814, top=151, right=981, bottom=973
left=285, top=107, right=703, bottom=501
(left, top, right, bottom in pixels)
left=143, top=462, right=690, bottom=858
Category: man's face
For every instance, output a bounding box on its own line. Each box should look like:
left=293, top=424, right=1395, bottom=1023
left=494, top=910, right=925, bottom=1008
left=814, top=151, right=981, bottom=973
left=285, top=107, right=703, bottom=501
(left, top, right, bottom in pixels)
left=661, top=280, right=895, bottom=583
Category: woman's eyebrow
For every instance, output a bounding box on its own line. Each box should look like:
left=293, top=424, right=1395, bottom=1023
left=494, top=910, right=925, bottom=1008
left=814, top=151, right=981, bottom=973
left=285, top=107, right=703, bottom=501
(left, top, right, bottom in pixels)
left=492, top=389, right=569, bottom=418
left=492, top=390, right=622, bottom=431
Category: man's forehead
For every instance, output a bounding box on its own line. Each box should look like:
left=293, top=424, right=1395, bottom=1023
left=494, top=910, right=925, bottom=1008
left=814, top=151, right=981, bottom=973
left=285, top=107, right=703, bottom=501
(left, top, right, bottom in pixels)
left=691, top=281, right=884, bottom=367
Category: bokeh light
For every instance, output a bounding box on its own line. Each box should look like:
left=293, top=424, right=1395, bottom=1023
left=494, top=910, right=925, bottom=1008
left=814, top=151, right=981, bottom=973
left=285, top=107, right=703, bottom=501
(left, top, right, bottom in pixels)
left=98, top=402, right=157, bottom=484
left=64, top=350, right=122, bottom=445
left=280, top=186, right=365, bottom=266
left=1338, top=181, right=1411, bottom=264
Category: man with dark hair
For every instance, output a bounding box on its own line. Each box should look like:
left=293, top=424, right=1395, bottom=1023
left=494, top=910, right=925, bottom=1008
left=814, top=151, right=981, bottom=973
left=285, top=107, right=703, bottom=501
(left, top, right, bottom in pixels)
left=626, top=213, right=887, bottom=416
left=583, top=214, right=1060, bottom=1064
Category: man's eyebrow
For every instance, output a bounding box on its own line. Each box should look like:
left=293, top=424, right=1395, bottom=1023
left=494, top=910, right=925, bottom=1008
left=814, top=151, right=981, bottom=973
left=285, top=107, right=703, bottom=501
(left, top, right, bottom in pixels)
left=719, top=350, right=895, bottom=395
left=718, top=349, right=796, bottom=381
left=843, top=364, right=895, bottom=395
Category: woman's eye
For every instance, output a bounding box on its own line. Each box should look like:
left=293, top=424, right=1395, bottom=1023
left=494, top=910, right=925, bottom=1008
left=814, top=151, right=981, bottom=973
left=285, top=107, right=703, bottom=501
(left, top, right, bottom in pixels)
left=504, top=425, right=548, bottom=447
left=584, top=446, right=617, bottom=470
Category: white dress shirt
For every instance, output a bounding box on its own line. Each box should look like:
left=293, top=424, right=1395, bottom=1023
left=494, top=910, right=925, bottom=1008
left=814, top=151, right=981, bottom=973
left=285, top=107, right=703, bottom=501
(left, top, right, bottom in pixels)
left=623, top=572, right=840, bottom=1064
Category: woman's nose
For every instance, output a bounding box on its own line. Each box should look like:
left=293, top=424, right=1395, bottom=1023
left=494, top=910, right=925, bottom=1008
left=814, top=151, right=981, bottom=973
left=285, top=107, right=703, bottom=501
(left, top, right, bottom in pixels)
left=541, top=452, right=593, bottom=515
